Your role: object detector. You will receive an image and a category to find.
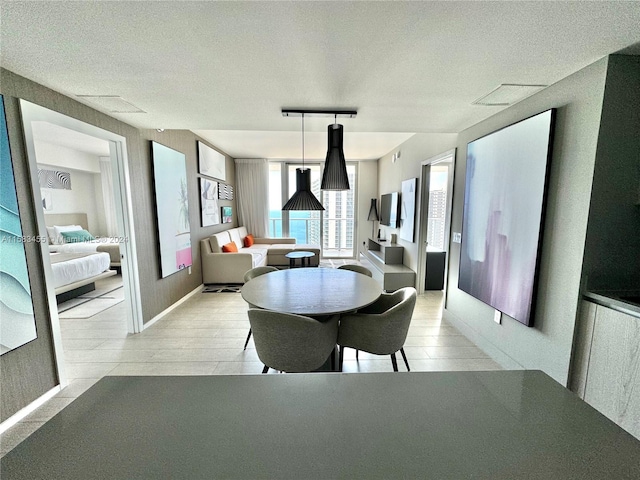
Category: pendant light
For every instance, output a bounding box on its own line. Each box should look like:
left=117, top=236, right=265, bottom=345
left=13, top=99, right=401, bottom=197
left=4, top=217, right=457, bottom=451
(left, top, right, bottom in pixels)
left=321, top=115, right=350, bottom=190
left=282, top=114, right=324, bottom=211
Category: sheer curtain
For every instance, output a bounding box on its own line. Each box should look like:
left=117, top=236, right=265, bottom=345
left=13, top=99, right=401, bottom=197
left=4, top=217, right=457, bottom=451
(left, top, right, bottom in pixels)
left=99, top=157, right=118, bottom=236
left=234, top=158, right=269, bottom=237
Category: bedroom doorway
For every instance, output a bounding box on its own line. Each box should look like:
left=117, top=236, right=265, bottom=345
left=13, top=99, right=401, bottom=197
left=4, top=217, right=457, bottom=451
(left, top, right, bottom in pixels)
left=416, top=149, right=456, bottom=296
left=19, top=100, right=143, bottom=387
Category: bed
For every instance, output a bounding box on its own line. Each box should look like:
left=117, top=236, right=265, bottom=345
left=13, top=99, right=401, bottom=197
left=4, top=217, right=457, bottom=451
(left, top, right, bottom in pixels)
left=44, top=213, right=118, bottom=302
left=44, top=213, right=121, bottom=269
left=51, top=252, right=115, bottom=303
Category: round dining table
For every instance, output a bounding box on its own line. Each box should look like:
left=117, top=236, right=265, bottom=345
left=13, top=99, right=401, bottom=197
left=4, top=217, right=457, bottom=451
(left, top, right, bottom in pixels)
left=241, top=267, right=382, bottom=316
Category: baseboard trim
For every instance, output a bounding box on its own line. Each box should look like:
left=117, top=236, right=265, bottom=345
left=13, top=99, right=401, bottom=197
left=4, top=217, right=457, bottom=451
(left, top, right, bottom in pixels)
left=143, top=284, right=204, bottom=330
left=442, top=308, right=524, bottom=371
left=0, top=385, right=62, bottom=435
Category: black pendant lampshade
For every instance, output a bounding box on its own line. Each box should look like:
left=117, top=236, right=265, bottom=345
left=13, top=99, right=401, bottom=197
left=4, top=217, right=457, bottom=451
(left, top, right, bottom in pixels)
left=321, top=124, right=350, bottom=190
left=282, top=168, right=325, bottom=211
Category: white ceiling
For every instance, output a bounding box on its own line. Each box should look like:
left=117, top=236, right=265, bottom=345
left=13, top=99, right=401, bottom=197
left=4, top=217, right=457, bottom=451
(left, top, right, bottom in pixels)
left=2, top=1, right=640, bottom=160
left=32, top=122, right=111, bottom=157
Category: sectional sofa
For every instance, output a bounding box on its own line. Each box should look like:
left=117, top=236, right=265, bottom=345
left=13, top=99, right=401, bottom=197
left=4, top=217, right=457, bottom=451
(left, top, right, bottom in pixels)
left=200, top=226, right=320, bottom=284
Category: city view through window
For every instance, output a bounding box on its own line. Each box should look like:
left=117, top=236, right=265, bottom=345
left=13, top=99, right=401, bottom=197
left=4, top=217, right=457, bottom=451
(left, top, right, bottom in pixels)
left=269, top=163, right=356, bottom=258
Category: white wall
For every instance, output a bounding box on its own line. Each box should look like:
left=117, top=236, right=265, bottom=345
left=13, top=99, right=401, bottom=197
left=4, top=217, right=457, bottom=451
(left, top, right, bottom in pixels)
left=34, top=141, right=100, bottom=173
left=356, top=160, right=378, bottom=255
left=38, top=164, right=103, bottom=236
left=377, top=133, right=458, bottom=272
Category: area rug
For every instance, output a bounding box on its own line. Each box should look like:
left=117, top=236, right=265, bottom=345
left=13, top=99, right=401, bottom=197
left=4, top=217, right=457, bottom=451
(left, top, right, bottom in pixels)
left=202, top=284, right=242, bottom=293
left=58, top=286, right=125, bottom=318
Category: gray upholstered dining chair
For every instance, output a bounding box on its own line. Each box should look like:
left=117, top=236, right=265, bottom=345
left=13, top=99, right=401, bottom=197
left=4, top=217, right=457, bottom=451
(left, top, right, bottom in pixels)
left=337, top=264, right=373, bottom=277
left=338, top=287, right=417, bottom=372
left=242, top=266, right=278, bottom=350
left=248, top=309, right=339, bottom=373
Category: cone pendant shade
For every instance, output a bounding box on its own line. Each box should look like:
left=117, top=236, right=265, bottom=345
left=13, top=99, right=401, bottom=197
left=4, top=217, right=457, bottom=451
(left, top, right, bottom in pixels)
left=321, top=124, right=350, bottom=190
left=282, top=168, right=324, bottom=211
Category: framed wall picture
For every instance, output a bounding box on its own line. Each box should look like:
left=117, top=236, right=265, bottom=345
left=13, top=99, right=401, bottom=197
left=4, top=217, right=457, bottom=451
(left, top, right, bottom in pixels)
left=151, top=141, right=192, bottom=278
left=198, top=140, right=225, bottom=180
left=221, top=206, right=232, bottom=223
left=400, top=178, right=417, bottom=242
left=1, top=94, right=38, bottom=354
left=459, top=109, right=555, bottom=326
left=200, top=177, right=220, bottom=227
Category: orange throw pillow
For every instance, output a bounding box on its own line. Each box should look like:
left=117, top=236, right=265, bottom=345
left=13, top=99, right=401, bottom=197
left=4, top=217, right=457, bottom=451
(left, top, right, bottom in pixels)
left=244, top=234, right=255, bottom=247
left=222, top=242, right=238, bottom=253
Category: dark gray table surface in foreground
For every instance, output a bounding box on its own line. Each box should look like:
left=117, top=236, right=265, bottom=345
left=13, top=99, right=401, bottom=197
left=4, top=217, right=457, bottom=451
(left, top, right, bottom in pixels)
left=3, top=371, right=640, bottom=479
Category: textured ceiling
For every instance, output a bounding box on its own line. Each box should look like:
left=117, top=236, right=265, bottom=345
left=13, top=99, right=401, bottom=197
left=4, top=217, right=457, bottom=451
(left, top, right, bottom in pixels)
left=2, top=1, right=640, bottom=159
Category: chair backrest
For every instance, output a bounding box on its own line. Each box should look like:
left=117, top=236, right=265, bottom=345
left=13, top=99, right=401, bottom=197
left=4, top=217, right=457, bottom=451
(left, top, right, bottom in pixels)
left=243, top=266, right=278, bottom=283
left=248, top=309, right=339, bottom=372
left=338, top=287, right=417, bottom=355
left=337, top=264, right=373, bottom=277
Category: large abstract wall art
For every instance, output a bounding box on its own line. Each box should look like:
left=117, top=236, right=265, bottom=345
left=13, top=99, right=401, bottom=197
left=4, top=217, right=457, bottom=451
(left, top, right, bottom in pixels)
left=151, top=141, right=192, bottom=278
left=459, top=109, right=555, bottom=326
left=0, top=95, right=38, bottom=354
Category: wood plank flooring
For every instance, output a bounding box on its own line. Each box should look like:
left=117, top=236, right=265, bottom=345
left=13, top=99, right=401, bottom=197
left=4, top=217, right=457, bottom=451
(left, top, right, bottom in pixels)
left=1, top=287, right=501, bottom=457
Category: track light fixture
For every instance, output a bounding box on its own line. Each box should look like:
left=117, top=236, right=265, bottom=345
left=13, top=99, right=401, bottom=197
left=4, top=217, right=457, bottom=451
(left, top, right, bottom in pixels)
left=282, top=108, right=357, bottom=192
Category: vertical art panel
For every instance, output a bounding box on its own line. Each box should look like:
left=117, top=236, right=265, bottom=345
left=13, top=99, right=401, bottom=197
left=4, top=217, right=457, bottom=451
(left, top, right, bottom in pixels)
left=459, top=109, right=555, bottom=326
left=200, top=178, right=220, bottom=227
left=151, top=142, right=192, bottom=278
left=400, top=178, right=417, bottom=242
left=0, top=95, right=38, bottom=354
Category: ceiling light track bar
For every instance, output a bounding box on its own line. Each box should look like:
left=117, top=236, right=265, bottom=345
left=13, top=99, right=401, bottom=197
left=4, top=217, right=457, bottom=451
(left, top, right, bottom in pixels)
left=281, top=109, right=357, bottom=119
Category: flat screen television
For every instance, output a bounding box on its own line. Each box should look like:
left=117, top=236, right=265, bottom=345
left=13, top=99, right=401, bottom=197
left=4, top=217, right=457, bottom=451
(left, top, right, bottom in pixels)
left=380, top=192, right=399, bottom=228
left=458, top=109, right=555, bottom=327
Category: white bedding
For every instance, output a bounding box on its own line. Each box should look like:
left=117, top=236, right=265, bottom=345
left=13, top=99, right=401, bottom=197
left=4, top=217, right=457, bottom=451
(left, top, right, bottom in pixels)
left=50, top=238, right=120, bottom=254
left=50, top=252, right=111, bottom=288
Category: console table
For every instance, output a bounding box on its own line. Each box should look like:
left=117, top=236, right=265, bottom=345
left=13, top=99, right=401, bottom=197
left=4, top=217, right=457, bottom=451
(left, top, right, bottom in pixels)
left=360, top=238, right=415, bottom=291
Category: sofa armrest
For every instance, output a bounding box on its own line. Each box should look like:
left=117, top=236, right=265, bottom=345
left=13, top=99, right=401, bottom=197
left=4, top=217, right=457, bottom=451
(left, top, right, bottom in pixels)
left=254, top=237, right=296, bottom=245
left=201, top=252, right=255, bottom=284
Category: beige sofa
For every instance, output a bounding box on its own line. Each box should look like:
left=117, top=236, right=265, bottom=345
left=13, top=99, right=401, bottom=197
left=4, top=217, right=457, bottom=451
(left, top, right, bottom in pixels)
left=201, top=226, right=320, bottom=284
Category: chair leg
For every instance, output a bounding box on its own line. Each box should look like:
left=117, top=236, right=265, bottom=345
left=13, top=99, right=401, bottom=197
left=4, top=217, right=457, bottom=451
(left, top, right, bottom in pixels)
left=391, top=353, right=398, bottom=372
left=243, top=329, right=252, bottom=350
left=356, top=349, right=359, bottom=360
left=339, top=346, right=345, bottom=372
left=400, top=347, right=410, bottom=372
left=262, top=365, right=269, bottom=374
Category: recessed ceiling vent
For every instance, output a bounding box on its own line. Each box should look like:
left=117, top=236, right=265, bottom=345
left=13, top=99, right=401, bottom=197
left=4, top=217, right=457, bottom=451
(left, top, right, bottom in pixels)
left=76, top=95, right=146, bottom=113
left=472, top=84, right=548, bottom=106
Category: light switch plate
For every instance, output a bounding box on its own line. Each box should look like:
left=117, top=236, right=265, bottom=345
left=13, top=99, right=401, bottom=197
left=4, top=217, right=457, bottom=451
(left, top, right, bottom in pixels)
left=494, top=310, right=501, bottom=324
left=453, top=232, right=462, bottom=243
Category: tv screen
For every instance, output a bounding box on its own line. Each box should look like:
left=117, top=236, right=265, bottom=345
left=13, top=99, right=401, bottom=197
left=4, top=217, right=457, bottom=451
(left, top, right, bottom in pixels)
left=458, top=109, right=555, bottom=327
left=380, top=192, right=398, bottom=228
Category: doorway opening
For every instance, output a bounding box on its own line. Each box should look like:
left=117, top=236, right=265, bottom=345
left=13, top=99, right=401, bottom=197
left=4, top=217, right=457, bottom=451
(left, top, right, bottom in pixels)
left=416, top=150, right=456, bottom=296
left=19, top=100, right=142, bottom=387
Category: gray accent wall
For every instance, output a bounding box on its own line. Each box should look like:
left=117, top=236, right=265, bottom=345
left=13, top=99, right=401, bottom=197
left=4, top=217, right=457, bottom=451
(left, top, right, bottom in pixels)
left=0, top=82, right=58, bottom=422
left=442, top=58, right=609, bottom=385
left=0, top=69, right=236, bottom=421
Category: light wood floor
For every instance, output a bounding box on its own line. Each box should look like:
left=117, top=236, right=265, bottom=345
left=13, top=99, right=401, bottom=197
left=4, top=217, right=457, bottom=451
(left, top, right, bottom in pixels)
left=1, top=286, right=501, bottom=457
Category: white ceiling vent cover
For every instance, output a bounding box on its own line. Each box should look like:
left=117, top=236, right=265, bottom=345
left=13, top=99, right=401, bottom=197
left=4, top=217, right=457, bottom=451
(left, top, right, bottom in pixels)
left=472, top=84, right=548, bottom=106
left=76, top=95, right=146, bottom=113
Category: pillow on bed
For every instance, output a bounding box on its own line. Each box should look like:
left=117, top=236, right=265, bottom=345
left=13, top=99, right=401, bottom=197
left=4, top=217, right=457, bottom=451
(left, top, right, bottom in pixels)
left=52, top=224, right=82, bottom=244
left=61, top=229, right=95, bottom=243
left=45, top=226, right=57, bottom=244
